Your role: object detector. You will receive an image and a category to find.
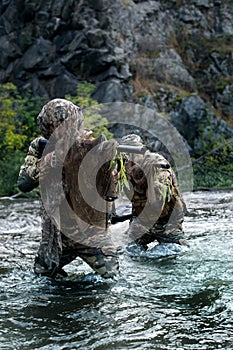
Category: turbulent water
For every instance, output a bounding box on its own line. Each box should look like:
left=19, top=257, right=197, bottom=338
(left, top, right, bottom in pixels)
left=0, top=191, right=232, bottom=350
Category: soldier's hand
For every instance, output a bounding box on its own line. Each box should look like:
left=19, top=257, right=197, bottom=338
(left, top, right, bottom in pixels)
left=37, top=153, right=53, bottom=179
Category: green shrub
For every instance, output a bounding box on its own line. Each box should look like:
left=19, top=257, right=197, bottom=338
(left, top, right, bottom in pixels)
left=0, top=151, right=24, bottom=196
left=0, top=82, right=113, bottom=196
left=193, top=140, right=233, bottom=189
left=65, top=82, right=113, bottom=139
left=0, top=83, right=43, bottom=156
left=0, top=83, right=44, bottom=196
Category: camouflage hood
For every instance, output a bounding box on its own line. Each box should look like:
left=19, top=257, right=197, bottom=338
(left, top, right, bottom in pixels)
left=120, top=134, right=143, bottom=147
left=37, top=98, right=84, bottom=139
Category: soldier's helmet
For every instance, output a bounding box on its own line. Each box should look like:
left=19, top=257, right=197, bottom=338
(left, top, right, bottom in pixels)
left=37, top=98, right=84, bottom=139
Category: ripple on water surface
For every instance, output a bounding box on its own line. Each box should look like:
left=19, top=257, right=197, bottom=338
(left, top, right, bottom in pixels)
left=0, top=192, right=232, bottom=350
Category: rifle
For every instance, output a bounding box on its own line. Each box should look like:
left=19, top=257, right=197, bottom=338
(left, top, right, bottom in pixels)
left=116, top=144, right=170, bottom=169
left=116, top=145, right=147, bottom=154
left=105, top=194, right=118, bottom=229
left=105, top=194, right=132, bottom=229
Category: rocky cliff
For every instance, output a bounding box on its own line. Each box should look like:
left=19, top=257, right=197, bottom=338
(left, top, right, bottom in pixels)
left=0, top=0, right=232, bottom=154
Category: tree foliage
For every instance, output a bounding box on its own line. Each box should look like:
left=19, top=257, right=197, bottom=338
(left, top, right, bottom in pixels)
left=192, top=139, right=233, bottom=189
left=0, top=83, right=42, bottom=156
left=0, top=82, right=113, bottom=196
left=65, top=82, right=113, bottom=139
left=0, top=83, right=44, bottom=196
left=0, top=81, right=231, bottom=196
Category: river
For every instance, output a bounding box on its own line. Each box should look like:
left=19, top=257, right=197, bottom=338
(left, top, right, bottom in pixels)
left=0, top=191, right=232, bottom=350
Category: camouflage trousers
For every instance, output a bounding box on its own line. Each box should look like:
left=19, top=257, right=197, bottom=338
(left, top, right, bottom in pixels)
left=34, top=211, right=119, bottom=279
left=58, top=234, right=119, bottom=279
left=128, top=209, right=184, bottom=247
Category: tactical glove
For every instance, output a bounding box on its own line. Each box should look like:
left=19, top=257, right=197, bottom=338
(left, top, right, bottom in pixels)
left=36, top=138, right=48, bottom=158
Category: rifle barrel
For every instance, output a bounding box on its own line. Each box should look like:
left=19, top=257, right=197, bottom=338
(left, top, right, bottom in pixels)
left=116, top=145, right=170, bottom=168
left=117, top=145, right=146, bottom=154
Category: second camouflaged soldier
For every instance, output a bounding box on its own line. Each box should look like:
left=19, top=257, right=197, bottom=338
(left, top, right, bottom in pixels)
left=119, top=134, right=188, bottom=251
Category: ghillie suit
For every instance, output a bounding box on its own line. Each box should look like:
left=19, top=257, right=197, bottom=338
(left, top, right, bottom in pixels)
left=18, top=99, right=119, bottom=279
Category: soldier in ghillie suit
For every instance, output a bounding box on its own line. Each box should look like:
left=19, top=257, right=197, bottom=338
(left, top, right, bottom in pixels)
left=119, top=134, right=188, bottom=251
left=18, top=98, right=119, bottom=279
